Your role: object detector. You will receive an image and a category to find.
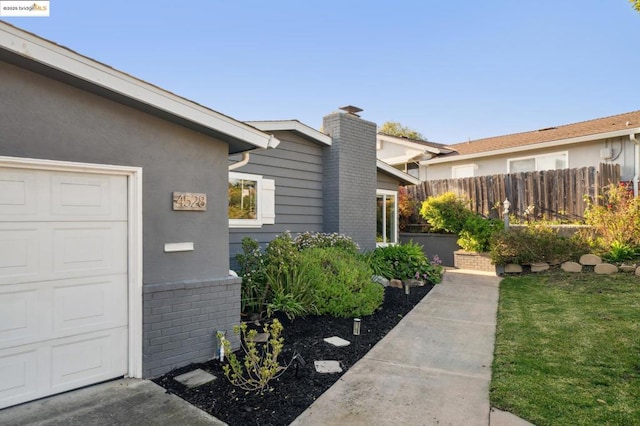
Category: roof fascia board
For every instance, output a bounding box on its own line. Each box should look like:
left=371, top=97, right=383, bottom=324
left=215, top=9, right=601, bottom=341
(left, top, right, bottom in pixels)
left=0, top=23, right=273, bottom=150
left=424, top=128, right=640, bottom=165
left=376, top=160, right=420, bottom=185
left=247, top=120, right=332, bottom=146
left=377, top=134, right=446, bottom=154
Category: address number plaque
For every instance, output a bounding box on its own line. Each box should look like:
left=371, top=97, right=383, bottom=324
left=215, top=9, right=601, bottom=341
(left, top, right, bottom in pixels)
left=173, top=192, right=207, bottom=211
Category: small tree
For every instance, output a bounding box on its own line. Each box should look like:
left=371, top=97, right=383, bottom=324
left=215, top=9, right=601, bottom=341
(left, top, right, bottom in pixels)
left=379, top=121, right=426, bottom=141
left=630, top=0, right=640, bottom=13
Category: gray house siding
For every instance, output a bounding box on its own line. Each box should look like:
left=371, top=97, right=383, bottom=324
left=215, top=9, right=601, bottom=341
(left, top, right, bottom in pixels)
left=229, top=131, right=324, bottom=268
left=377, top=171, right=401, bottom=191
left=1, top=60, right=240, bottom=377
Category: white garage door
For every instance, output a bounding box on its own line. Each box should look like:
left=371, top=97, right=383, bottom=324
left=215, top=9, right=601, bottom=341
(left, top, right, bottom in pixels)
left=0, top=167, right=128, bottom=409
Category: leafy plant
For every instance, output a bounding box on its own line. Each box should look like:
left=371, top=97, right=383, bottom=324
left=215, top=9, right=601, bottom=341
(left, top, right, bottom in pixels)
left=298, top=247, right=384, bottom=317
left=490, top=226, right=589, bottom=265
left=218, top=319, right=290, bottom=393
left=294, top=231, right=359, bottom=253
left=457, top=215, right=503, bottom=252
left=419, top=192, right=473, bottom=234
left=236, top=237, right=268, bottom=314
left=264, top=263, right=317, bottom=320
left=366, top=242, right=444, bottom=283
left=603, top=241, right=639, bottom=263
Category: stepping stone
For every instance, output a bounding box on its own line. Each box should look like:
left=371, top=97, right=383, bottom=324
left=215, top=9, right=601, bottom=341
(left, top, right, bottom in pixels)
left=505, top=264, right=523, bottom=273
left=531, top=262, right=549, bottom=272
left=561, top=261, right=582, bottom=273
left=314, top=360, right=342, bottom=374
left=174, top=369, right=216, bottom=388
left=595, top=263, right=618, bottom=275
left=580, top=254, right=602, bottom=266
left=323, top=336, right=350, bottom=347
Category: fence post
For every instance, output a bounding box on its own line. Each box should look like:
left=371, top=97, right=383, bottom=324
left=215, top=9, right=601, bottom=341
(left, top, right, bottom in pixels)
left=503, top=198, right=511, bottom=231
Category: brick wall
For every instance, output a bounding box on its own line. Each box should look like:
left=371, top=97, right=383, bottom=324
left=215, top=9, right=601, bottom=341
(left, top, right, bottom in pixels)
left=322, top=112, right=377, bottom=251
left=453, top=250, right=496, bottom=273
left=142, top=276, right=241, bottom=377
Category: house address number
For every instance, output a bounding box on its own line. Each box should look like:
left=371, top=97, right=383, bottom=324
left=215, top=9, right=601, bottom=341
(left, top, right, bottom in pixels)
left=173, top=192, right=207, bottom=211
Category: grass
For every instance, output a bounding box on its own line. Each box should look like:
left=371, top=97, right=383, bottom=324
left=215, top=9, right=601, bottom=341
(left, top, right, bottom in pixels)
left=491, top=271, right=640, bottom=426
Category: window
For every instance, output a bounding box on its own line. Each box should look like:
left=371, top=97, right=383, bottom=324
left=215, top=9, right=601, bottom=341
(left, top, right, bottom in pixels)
left=508, top=152, right=567, bottom=173
left=228, top=172, right=275, bottom=228
left=376, top=190, right=398, bottom=245
left=452, top=164, right=476, bottom=178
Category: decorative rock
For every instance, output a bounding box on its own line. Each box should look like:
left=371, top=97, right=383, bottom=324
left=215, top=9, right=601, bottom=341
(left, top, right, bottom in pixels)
left=635, top=266, right=640, bottom=276
left=323, top=336, right=350, bottom=347
left=530, top=262, right=550, bottom=273
left=404, top=279, right=424, bottom=287
left=314, top=360, right=342, bottom=374
left=504, top=264, right=523, bottom=274
left=620, top=264, right=636, bottom=273
left=595, top=263, right=618, bottom=275
left=174, top=369, right=216, bottom=388
left=579, top=254, right=602, bottom=266
left=372, top=275, right=389, bottom=287
left=561, top=261, right=582, bottom=273
left=389, top=279, right=403, bottom=289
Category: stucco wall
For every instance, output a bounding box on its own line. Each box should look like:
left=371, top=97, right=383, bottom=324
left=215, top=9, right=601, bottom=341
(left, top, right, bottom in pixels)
left=426, top=137, right=634, bottom=180
left=1, top=60, right=240, bottom=376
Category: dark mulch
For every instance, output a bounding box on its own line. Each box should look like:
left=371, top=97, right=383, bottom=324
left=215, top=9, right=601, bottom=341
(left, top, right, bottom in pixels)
left=153, top=284, right=434, bottom=426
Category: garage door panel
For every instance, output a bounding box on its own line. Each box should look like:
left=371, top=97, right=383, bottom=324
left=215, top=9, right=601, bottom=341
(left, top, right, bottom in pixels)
left=53, top=276, right=128, bottom=336
left=0, top=349, right=38, bottom=407
left=0, top=289, right=38, bottom=345
left=50, top=329, right=127, bottom=391
left=0, top=169, right=38, bottom=218
left=52, top=223, right=127, bottom=276
left=0, top=228, right=39, bottom=281
left=51, top=174, right=127, bottom=221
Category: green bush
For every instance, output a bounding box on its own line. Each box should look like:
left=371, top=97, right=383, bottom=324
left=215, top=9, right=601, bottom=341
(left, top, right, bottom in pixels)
left=366, top=242, right=444, bottom=284
left=298, top=247, right=383, bottom=318
left=265, top=263, right=317, bottom=320
left=419, top=192, right=473, bottom=233
left=294, top=231, right=359, bottom=253
left=490, top=226, right=590, bottom=265
left=457, top=216, right=503, bottom=252
left=236, top=237, right=269, bottom=314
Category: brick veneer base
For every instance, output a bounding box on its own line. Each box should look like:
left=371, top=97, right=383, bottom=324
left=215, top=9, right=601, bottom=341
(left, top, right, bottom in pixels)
left=454, top=250, right=496, bottom=273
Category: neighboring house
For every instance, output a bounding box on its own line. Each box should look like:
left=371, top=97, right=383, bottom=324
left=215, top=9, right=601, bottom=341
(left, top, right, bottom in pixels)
left=376, top=132, right=453, bottom=180
left=228, top=112, right=419, bottom=268
left=422, top=111, right=640, bottom=189
left=0, top=22, right=279, bottom=408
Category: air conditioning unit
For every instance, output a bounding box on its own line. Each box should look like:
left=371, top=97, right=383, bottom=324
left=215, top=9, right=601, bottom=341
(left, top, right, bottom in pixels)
left=600, top=148, right=613, bottom=160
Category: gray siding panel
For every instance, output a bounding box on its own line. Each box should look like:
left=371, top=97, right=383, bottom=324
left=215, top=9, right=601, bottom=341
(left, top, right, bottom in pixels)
left=377, top=171, right=401, bottom=191
left=229, top=132, right=324, bottom=266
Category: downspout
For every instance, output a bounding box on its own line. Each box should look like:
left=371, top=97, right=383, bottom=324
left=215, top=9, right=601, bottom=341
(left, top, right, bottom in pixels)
left=228, top=152, right=250, bottom=171
left=632, top=132, right=640, bottom=197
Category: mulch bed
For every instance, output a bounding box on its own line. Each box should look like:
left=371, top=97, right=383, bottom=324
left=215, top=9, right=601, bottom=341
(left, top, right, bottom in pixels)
left=153, top=284, right=434, bottom=426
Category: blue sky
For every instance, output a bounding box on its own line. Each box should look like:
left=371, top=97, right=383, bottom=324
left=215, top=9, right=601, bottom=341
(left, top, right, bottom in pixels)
left=2, top=1, right=639, bottom=143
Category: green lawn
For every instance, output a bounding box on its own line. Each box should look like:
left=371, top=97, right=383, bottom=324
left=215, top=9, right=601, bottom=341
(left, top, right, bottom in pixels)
left=491, top=272, right=640, bottom=426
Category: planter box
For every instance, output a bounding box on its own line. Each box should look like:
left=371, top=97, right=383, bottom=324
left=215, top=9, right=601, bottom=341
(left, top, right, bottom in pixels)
left=454, top=250, right=496, bottom=273
left=399, top=233, right=460, bottom=267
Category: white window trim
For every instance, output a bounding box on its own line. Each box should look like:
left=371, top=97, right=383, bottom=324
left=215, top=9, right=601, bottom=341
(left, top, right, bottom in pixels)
left=507, top=151, right=568, bottom=173
left=376, top=189, right=398, bottom=246
left=229, top=171, right=263, bottom=228
left=451, top=163, right=477, bottom=179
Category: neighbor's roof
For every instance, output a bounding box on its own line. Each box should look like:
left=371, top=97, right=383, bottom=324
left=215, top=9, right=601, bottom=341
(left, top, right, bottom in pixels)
left=446, top=110, right=640, bottom=156
left=377, top=132, right=453, bottom=154
left=0, top=22, right=278, bottom=154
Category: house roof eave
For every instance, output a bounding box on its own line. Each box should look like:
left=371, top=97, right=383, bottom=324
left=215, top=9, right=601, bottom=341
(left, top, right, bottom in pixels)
left=246, top=120, right=332, bottom=146
left=376, top=160, right=420, bottom=185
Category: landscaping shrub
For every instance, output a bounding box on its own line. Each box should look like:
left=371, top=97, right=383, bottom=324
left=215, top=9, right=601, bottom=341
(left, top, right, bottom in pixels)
left=419, top=192, right=473, bottom=233
left=457, top=215, right=503, bottom=252
left=294, top=231, right=359, bottom=253
left=264, top=263, right=317, bottom=320
left=583, top=182, right=640, bottom=259
left=236, top=237, right=269, bottom=314
left=490, top=226, right=590, bottom=265
left=298, top=247, right=383, bottom=318
left=366, top=242, right=444, bottom=284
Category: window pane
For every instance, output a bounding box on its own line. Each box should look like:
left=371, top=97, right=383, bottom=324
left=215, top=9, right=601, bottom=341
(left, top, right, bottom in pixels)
left=228, top=178, right=257, bottom=219
left=453, top=165, right=474, bottom=178
left=376, top=195, right=384, bottom=242
left=510, top=158, right=535, bottom=173
left=385, top=196, right=396, bottom=243
left=538, top=153, right=567, bottom=171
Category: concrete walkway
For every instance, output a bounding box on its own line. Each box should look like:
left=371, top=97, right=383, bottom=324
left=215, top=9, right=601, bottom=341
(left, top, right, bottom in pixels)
left=292, top=269, right=531, bottom=426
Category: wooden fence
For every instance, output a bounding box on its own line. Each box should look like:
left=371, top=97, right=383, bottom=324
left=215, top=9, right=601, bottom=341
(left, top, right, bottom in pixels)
left=406, top=163, right=621, bottom=222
